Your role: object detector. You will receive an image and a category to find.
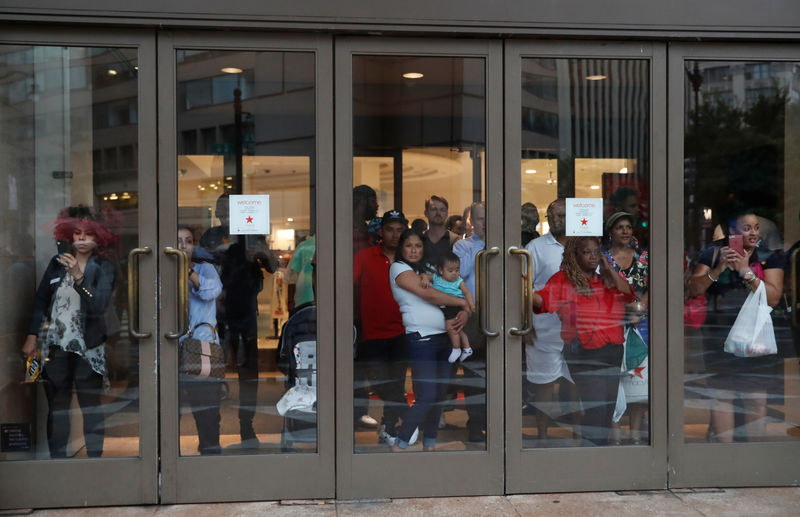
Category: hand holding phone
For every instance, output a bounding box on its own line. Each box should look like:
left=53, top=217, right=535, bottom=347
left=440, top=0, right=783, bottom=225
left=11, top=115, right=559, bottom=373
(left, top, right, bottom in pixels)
left=728, top=234, right=744, bottom=256
left=56, top=239, right=72, bottom=255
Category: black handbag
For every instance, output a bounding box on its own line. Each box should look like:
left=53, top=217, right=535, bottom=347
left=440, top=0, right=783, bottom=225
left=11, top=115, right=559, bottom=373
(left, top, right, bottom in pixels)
left=179, top=323, right=226, bottom=379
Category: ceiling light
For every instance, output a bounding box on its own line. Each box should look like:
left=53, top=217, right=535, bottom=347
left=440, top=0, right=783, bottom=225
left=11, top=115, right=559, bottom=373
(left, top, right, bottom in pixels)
left=525, top=169, right=537, bottom=174
left=590, top=185, right=600, bottom=190
left=107, top=69, right=118, bottom=76
left=287, top=217, right=294, bottom=222
left=121, top=192, right=131, bottom=199
left=586, top=75, right=607, bottom=81
left=221, top=67, right=243, bottom=74
left=546, top=179, right=553, bottom=184
left=402, top=72, right=424, bottom=79
left=109, top=193, right=118, bottom=200
left=619, top=167, right=628, bottom=174
left=134, top=66, right=139, bottom=70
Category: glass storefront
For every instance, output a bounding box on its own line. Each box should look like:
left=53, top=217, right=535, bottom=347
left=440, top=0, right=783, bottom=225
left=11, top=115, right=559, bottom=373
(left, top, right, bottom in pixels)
left=682, top=60, right=800, bottom=444
left=175, top=49, right=317, bottom=454
left=2, top=25, right=799, bottom=508
left=518, top=57, right=651, bottom=448
left=350, top=55, right=487, bottom=452
left=1, top=45, right=142, bottom=461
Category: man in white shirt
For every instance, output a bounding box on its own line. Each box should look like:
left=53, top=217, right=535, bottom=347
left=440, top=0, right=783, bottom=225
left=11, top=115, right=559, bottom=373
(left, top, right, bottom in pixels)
left=524, top=198, right=574, bottom=440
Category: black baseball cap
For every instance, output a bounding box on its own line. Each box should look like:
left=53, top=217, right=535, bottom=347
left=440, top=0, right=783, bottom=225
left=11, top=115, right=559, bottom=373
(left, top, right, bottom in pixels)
left=380, top=210, right=408, bottom=227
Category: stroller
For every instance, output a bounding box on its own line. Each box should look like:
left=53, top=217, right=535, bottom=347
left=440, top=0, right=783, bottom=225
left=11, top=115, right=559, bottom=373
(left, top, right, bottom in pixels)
left=276, top=303, right=318, bottom=451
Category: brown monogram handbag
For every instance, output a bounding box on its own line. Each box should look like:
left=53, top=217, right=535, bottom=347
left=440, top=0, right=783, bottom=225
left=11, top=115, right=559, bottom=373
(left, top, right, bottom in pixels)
left=179, top=323, right=226, bottom=379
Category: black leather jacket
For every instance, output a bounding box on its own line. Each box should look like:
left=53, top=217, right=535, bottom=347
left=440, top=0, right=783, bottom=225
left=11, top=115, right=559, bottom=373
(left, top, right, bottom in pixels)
left=27, top=254, right=116, bottom=349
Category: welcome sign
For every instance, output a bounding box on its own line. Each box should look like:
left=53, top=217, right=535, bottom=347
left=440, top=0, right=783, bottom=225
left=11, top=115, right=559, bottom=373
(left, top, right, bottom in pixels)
left=566, top=198, right=603, bottom=236
left=229, top=194, right=270, bottom=235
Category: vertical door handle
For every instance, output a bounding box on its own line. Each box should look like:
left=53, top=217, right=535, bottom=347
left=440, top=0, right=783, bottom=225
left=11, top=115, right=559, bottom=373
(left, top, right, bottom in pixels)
left=792, top=248, right=800, bottom=328
left=127, top=247, right=152, bottom=339
left=164, top=247, right=189, bottom=339
left=508, top=246, right=533, bottom=336
left=475, top=246, right=500, bottom=337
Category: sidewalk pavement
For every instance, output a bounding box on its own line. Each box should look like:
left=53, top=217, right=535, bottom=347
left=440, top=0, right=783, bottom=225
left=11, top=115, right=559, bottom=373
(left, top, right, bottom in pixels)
left=3, top=488, right=799, bottom=517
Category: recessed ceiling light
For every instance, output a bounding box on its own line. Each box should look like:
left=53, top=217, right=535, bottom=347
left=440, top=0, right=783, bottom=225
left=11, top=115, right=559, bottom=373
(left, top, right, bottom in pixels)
left=525, top=169, right=537, bottom=174
left=107, top=69, right=118, bottom=76
left=287, top=217, right=294, bottom=222
left=221, top=67, right=243, bottom=74
left=402, top=72, right=424, bottom=79
left=590, top=185, right=600, bottom=190
left=134, top=66, right=139, bottom=70
left=586, top=75, right=607, bottom=81
left=619, top=167, right=628, bottom=174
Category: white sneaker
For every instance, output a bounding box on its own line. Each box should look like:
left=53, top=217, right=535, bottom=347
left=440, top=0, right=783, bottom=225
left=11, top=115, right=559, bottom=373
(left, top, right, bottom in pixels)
left=408, top=426, right=419, bottom=446
left=358, top=414, right=379, bottom=428
left=459, top=348, right=473, bottom=362
left=378, top=424, right=397, bottom=446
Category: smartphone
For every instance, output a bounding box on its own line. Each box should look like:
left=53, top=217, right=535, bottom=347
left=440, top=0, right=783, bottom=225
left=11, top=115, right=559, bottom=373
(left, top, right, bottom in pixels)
left=56, top=239, right=73, bottom=255
left=728, top=234, right=744, bottom=256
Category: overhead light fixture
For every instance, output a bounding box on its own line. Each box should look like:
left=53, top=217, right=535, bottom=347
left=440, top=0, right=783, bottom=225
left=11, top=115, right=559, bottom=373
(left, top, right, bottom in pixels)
left=590, top=185, right=600, bottom=190
left=103, top=196, right=109, bottom=201
left=525, top=169, right=537, bottom=174
left=134, top=66, right=139, bottom=70
left=586, top=75, right=607, bottom=81
left=121, top=192, right=131, bottom=199
left=619, top=167, right=628, bottom=174
left=402, top=72, right=424, bottom=79
left=107, top=69, right=118, bottom=76
left=109, top=193, right=118, bottom=200
left=221, top=67, right=243, bottom=74
left=287, top=217, right=294, bottom=222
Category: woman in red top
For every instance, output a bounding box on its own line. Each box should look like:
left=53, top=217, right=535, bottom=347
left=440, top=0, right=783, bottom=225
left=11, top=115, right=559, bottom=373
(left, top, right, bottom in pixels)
left=532, top=236, right=636, bottom=446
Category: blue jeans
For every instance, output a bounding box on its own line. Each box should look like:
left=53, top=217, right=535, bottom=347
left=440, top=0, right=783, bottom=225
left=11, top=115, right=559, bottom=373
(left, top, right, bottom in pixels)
left=397, top=332, right=451, bottom=448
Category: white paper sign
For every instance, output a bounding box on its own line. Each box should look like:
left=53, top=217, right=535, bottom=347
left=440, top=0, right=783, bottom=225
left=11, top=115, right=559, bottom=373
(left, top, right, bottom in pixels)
left=229, top=195, right=270, bottom=235
left=566, top=198, right=603, bottom=236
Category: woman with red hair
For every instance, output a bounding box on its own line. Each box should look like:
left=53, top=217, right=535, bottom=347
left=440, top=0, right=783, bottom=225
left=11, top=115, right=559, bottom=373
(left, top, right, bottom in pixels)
left=21, top=205, right=117, bottom=458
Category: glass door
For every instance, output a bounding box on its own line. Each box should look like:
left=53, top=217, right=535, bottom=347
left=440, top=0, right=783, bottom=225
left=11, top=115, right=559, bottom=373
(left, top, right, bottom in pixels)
left=334, top=37, right=505, bottom=498
left=504, top=41, right=668, bottom=492
left=668, top=43, right=800, bottom=487
left=0, top=27, right=159, bottom=508
left=157, top=32, right=335, bottom=502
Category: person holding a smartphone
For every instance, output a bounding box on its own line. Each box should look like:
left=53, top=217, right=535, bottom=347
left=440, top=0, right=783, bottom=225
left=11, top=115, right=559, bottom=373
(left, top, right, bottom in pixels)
left=688, top=208, right=784, bottom=442
left=21, top=205, right=117, bottom=458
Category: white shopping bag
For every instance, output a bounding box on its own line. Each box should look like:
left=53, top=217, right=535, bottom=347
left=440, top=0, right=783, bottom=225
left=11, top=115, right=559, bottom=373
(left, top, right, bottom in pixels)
left=724, top=282, right=777, bottom=358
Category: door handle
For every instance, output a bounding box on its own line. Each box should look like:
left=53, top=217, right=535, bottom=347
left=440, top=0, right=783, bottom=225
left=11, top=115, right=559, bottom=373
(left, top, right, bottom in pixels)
left=508, top=246, right=533, bottom=336
left=792, top=248, right=800, bottom=328
left=164, top=247, right=189, bottom=339
left=127, top=247, right=152, bottom=339
left=475, top=246, right=500, bottom=337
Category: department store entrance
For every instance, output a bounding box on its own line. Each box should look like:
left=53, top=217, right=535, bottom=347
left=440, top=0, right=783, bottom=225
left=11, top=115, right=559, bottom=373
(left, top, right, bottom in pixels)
left=1, top=28, right=799, bottom=509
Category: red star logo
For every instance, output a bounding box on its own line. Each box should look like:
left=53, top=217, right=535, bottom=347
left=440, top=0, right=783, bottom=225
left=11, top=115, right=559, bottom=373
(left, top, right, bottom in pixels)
left=580, top=218, right=588, bottom=226
left=630, top=366, right=646, bottom=378
left=246, top=216, right=253, bottom=223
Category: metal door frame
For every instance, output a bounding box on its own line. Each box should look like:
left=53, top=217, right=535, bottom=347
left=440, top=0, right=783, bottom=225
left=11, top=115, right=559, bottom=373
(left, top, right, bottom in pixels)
left=156, top=30, right=335, bottom=503
left=334, top=36, right=505, bottom=499
left=503, top=40, right=669, bottom=493
left=667, top=42, right=800, bottom=488
left=0, top=26, right=159, bottom=508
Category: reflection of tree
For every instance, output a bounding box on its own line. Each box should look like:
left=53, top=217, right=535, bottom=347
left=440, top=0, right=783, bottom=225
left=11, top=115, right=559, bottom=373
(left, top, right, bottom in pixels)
left=685, top=87, right=789, bottom=243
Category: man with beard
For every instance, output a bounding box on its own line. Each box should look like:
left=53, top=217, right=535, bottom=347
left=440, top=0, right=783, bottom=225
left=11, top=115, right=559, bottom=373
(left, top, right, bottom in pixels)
left=422, top=195, right=460, bottom=270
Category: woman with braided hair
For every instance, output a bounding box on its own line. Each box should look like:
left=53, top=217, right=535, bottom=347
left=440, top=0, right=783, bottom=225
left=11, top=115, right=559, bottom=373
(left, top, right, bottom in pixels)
left=531, top=236, right=636, bottom=445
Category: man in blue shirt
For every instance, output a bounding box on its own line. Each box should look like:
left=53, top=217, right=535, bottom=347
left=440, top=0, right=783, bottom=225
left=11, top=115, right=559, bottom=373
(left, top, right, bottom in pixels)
left=452, top=203, right=487, bottom=442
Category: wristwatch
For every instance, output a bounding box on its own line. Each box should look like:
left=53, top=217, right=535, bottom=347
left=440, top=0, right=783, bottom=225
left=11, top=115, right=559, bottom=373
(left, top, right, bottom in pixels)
left=742, top=270, right=756, bottom=283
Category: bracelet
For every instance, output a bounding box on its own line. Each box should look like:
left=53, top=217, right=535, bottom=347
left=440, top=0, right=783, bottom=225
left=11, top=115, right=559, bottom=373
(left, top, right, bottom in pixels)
left=707, top=271, right=718, bottom=282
